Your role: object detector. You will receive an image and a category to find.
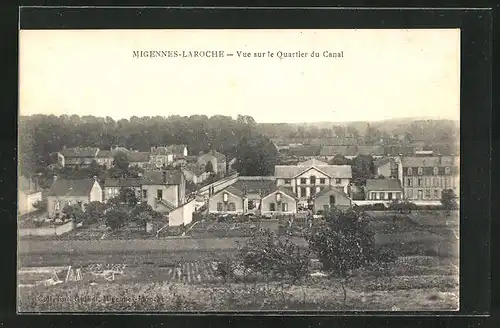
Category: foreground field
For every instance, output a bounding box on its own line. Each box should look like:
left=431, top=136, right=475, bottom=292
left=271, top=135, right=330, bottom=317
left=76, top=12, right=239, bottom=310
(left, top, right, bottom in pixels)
left=18, top=256, right=458, bottom=312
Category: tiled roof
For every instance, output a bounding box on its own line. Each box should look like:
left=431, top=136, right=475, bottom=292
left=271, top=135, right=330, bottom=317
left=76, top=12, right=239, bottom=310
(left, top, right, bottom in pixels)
left=374, top=157, right=393, bottom=168
left=201, top=151, right=226, bottom=162
left=104, top=178, right=142, bottom=188
left=384, top=146, right=415, bottom=156
left=365, top=179, right=403, bottom=192
left=231, top=178, right=277, bottom=196
left=285, top=146, right=321, bottom=157
left=274, top=164, right=352, bottom=179
left=166, top=145, right=187, bottom=155
left=142, top=169, right=183, bottom=185
left=400, top=156, right=458, bottom=167
left=357, top=146, right=385, bottom=156
left=128, top=152, right=150, bottom=162
left=223, top=185, right=245, bottom=198
left=96, top=150, right=113, bottom=158
left=48, top=178, right=96, bottom=197
left=313, top=186, right=350, bottom=200
left=319, top=145, right=358, bottom=156
left=60, top=147, right=99, bottom=158
left=262, top=186, right=298, bottom=200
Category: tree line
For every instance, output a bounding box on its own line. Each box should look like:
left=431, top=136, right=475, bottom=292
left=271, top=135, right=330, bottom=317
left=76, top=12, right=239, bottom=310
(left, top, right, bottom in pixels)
left=18, top=114, right=278, bottom=179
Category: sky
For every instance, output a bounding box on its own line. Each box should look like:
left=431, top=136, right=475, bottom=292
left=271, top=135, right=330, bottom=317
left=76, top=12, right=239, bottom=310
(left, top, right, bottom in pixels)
left=19, top=29, right=460, bottom=124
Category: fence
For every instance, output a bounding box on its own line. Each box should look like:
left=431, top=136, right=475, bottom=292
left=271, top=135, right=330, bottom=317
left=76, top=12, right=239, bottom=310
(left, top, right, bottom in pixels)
left=353, top=200, right=442, bottom=206
left=19, top=221, right=75, bottom=237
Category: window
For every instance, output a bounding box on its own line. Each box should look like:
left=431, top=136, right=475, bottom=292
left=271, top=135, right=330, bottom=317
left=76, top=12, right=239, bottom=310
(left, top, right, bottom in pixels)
left=388, top=192, right=393, bottom=200
left=310, top=176, right=316, bottom=185
left=300, top=178, right=307, bottom=184
left=433, top=189, right=439, bottom=199
left=217, top=202, right=223, bottom=211
left=310, top=188, right=316, bottom=196
left=395, top=193, right=401, bottom=200
left=407, top=178, right=413, bottom=187
left=282, top=203, right=288, bottom=212
left=418, top=178, right=423, bottom=187
left=269, top=203, right=276, bottom=211
left=432, top=178, right=438, bottom=187
left=335, top=178, right=342, bottom=184
left=433, top=167, right=439, bottom=175
left=248, top=200, right=255, bottom=210
left=284, top=179, right=291, bottom=184
left=300, top=187, right=307, bottom=198
left=445, top=177, right=451, bottom=187
left=445, top=167, right=451, bottom=174
left=66, top=200, right=72, bottom=206
left=425, top=178, right=430, bottom=187
left=418, top=167, right=423, bottom=175
left=418, top=190, right=423, bottom=199
left=379, top=192, right=385, bottom=200
left=407, top=189, right=413, bottom=199
left=54, top=200, right=60, bottom=211
left=425, top=189, right=431, bottom=199
left=142, top=189, right=147, bottom=198
left=320, top=178, right=326, bottom=184
left=156, top=189, right=163, bottom=200
left=77, top=201, right=83, bottom=209
left=107, top=189, right=112, bottom=195
left=228, top=203, right=236, bottom=211
left=329, top=195, right=336, bottom=205
left=407, top=167, right=413, bottom=175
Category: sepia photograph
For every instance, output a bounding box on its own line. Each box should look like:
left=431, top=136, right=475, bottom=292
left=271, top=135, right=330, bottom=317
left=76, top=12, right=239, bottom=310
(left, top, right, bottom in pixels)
left=17, top=28, right=460, bottom=312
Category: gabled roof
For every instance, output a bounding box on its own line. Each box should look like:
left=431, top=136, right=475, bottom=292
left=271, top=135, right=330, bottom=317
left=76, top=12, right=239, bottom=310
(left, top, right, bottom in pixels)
left=231, top=178, right=276, bottom=196
left=200, top=150, right=226, bottom=162
left=104, top=178, right=142, bottom=188
left=357, top=146, right=385, bottom=156
left=285, top=146, right=321, bottom=157
left=151, top=146, right=173, bottom=156
left=400, top=156, right=458, bottom=167
left=365, top=179, right=403, bottom=192
left=274, top=164, right=352, bottom=179
left=313, top=186, right=350, bottom=200
left=48, top=178, right=97, bottom=197
left=297, top=158, right=329, bottom=166
left=128, top=152, right=150, bottom=162
left=141, top=169, right=183, bottom=185
left=221, top=185, right=246, bottom=199
left=96, top=150, right=113, bottom=158
left=60, top=147, right=99, bottom=158
left=374, top=157, right=393, bottom=168
left=262, top=186, right=298, bottom=201
left=183, top=164, right=206, bottom=176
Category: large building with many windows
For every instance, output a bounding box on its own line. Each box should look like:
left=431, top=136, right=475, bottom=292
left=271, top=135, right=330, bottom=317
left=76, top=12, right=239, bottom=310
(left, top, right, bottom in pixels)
left=274, top=159, right=352, bottom=205
left=398, top=156, right=459, bottom=201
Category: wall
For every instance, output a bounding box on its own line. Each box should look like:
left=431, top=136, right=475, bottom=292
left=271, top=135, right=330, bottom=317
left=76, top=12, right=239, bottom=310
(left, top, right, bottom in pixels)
left=142, top=184, right=179, bottom=209
left=198, top=156, right=219, bottom=174
left=19, top=220, right=75, bottom=237
left=18, top=191, right=42, bottom=215
left=365, top=190, right=403, bottom=200
left=260, top=193, right=297, bottom=214
left=377, top=162, right=392, bottom=177
left=89, top=181, right=103, bottom=202
left=198, top=173, right=239, bottom=196
left=208, top=190, right=244, bottom=214
left=169, top=199, right=196, bottom=227
left=47, top=196, right=89, bottom=218
left=402, top=175, right=459, bottom=200
left=314, top=190, right=352, bottom=212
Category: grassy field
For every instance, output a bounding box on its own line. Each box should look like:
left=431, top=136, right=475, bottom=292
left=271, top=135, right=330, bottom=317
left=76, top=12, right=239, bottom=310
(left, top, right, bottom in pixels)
left=18, top=256, right=458, bottom=312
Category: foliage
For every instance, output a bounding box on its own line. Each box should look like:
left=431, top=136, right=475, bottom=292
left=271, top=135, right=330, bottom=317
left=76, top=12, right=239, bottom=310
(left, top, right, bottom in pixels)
left=205, top=161, right=214, bottom=173
left=440, top=189, right=458, bottom=215
left=61, top=203, right=86, bottom=223
left=233, top=135, right=278, bottom=176
left=108, top=188, right=139, bottom=208
left=351, top=155, right=375, bottom=185
left=306, top=208, right=376, bottom=305
left=32, top=200, right=47, bottom=213
left=104, top=206, right=129, bottom=230
left=83, top=201, right=107, bottom=224
left=328, top=154, right=351, bottom=165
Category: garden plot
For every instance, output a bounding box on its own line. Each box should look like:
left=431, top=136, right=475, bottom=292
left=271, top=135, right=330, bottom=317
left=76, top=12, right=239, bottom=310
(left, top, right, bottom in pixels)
left=18, top=266, right=73, bottom=288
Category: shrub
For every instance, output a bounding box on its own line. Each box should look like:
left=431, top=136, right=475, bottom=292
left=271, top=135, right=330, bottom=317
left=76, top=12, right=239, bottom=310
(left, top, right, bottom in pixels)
left=306, top=208, right=376, bottom=305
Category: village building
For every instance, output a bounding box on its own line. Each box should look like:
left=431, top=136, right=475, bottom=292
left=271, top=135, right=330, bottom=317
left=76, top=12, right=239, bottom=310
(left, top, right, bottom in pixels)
left=182, top=164, right=210, bottom=184
left=95, top=150, right=114, bottom=168
left=18, top=176, right=42, bottom=215
left=399, top=156, right=460, bottom=201
left=57, top=147, right=99, bottom=167
left=319, top=145, right=358, bottom=160
left=166, top=144, right=188, bottom=159
left=46, top=176, right=103, bottom=218
left=274, top=158, right=352, bottom=206
left=197, top=150, right=227, bottom=176
left=140, top=169, right=186, bottom=214
left=364, top=179, right=404, bottom=201
left=374, top=157, right=399, bottom=178
left=150, top=146, right=174, bottom=169
left=103, top=177, right=142, bottom=201
left=312, top=186, right=352, bottom=212
left=127, top=151, right=151, bottom=169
